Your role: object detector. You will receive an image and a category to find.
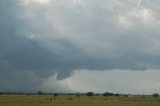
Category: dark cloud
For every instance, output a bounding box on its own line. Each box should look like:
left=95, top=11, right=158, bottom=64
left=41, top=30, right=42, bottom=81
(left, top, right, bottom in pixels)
left=1, top=0, right=160, bottom=92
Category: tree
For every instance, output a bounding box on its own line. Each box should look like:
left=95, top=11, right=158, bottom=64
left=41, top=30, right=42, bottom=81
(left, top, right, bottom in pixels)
left=153, top=93, right=159, bottom=98
left=86, top=92, right=94, bottom=96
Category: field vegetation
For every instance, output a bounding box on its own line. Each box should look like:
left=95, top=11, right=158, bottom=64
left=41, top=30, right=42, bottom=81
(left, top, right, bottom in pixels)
left=0, top=94, right=160, bottom=106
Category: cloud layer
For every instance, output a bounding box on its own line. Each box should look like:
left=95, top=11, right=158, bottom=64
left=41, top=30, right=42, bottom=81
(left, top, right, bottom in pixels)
left=1, top=0, right=160, bottom=93
left=61, top=69, right=160, bottom=94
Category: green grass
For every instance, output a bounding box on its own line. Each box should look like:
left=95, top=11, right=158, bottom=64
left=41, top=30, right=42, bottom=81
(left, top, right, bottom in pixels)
left=0, top=95, right=160, bottom=106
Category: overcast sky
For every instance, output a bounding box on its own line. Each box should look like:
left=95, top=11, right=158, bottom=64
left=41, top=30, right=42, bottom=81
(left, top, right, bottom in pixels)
left=1, top=0, right=160, bottom=94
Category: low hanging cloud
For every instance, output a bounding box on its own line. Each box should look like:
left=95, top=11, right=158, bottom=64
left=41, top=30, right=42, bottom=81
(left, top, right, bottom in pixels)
left=1, top=0, right=160, bottom=93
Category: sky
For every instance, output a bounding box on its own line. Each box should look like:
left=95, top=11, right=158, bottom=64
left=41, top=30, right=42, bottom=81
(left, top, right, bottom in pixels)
left=0, top=0, right=160, bottom=94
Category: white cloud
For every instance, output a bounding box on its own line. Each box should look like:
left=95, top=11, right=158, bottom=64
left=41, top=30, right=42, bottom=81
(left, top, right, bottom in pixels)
left=117, top=16, right=131, bottom=28
left=129, top=7, right=154, bottom=25
left=57, top=69, right=160, bottom=94
left=72, top=0, right=81, bottom=5
left=23, top=0, right=51, bottom=5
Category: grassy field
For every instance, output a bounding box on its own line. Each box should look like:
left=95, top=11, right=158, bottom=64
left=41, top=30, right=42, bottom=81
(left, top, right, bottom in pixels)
left=0, top=95, right=160, bottom=106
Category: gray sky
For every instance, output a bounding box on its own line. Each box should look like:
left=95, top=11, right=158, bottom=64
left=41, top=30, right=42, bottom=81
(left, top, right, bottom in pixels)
left=0, top=0, right=160, bottom=94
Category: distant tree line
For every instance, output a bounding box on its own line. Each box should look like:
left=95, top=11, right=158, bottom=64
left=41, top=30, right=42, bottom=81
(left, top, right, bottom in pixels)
left=0, top=91, right=159, bottom=98
left=85, top=91, right=159, bottom=98
left=85, top=91, right=122, bottom=97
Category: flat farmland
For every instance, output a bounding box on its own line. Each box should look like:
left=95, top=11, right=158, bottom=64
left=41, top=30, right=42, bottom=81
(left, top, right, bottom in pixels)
left=0, top=95, right=160, bottom=106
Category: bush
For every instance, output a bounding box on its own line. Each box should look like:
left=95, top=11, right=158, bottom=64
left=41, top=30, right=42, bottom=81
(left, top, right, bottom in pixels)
left=153, top=93, right=159, bottom=98
left=38, top=91, right=43, bottom=95
left=115, top=93, right=120, bottom=97
left=54, top=93, right=58, bottom=97
left=103, top=92, right=114, bottom=96
left=76, top=93, right=80, bottom=97
left=86, top=92, right=94, bottom=96
left=0, top=92, right=3, bottom=95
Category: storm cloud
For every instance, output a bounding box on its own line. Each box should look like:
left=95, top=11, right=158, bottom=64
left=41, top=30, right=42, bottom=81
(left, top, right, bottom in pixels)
left=1, top=0, right=160, bottom=93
